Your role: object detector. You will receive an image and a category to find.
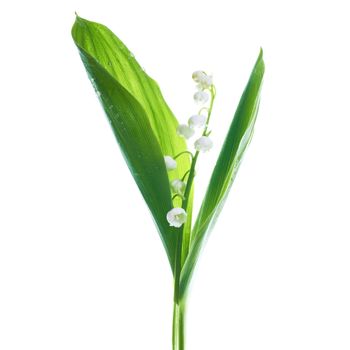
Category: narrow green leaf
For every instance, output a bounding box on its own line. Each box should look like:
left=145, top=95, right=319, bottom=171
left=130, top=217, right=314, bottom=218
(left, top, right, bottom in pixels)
left=180, top=50, right=265, bottom=296
left=72, top=16, right=193, bottom=271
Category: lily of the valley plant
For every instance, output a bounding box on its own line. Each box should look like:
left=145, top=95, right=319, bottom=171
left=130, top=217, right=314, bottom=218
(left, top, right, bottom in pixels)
left=72, top=15, right=264, bottom=350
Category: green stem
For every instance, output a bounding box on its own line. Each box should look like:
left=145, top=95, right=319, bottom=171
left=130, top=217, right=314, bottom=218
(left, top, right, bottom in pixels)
left=173, top=152, right=198, bottom=301
left=172, top=84, right=216, bottom=350
left=181, top=170, right=191, bottom=182
left=172, top=299, right=186, bottom=350
left=172, top=194, right=184, bottom=201
left=173, top=151, right=194, bottom=160
left=198, top=106, right=209, bottom=115
left=203, top=86, right=216, bottom=135
left=172, top=154, right=197, bottom=350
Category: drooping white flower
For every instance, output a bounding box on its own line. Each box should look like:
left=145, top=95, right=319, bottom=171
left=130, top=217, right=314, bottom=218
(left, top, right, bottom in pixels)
left=194, top=136, right=213, bottom=152
left=188, top=114, right=206, bottom=129
left=194, top=90, right=209, bottom=104
left=192, top=70, right=206, bottom=83
left=166, top=207, right=187, bottom=228
left=177, top=124, right=195, bottom=139
left=164, top=156, right=177, bottom=170
left=197, top=75, right=213, bottom=90
left=192, top=71, right=213, bottom=89
left=171, top=179, right=186, bottom=196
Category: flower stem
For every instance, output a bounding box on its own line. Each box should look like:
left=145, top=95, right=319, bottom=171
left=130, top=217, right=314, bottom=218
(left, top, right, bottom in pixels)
left=203, top=86, right=216, bottom=135
left=172, top=299, right=186, bottom=350
left=172, top=153, right=198, bottom=350
left=181, top=170, right=191, bottom=182
left=172, top=83, right=216, bottom=350
left=198, top=106, right=209, bottom=115
left=172, top=194, right=184, bottom=201
left=173, top=151, right=194, bottom=160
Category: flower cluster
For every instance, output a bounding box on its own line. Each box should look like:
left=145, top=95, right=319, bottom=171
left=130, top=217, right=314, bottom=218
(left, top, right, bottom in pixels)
left=164, top=70, right=216, bottom=228
left=176, top=71, right=214, bottom=152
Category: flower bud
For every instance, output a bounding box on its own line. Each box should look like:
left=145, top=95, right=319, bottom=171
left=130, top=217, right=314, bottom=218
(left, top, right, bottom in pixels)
left=166, top=207, right=187, bottom=228
left=188, top=114, right=206, bottom=129
left=177, top=124, right=195, bottom=139
left=164, top=156, right=177, bottom=170
left=194, top=136, right=213, bottom=152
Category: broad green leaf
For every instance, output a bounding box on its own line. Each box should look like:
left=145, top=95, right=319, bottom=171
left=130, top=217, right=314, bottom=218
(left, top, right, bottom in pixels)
left=180, top=50, right=265, bottom=297
left=72, top=16, right=193, bottom=271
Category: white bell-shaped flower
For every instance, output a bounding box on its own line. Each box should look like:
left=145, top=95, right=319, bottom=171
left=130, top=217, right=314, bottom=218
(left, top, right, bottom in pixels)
left=192, top=70, right=206, bottom=83
left=194, top=90, right=209, bottom=104
left=164, top=155, right=177, bottom=170
left=171, top=179, right=186, bottom=196
left=192, top=71, right=213, bottom=90
left=198, top=74, right=213, bottom=89
left=194, top=136, right=213, bottom=152
left=177, top=124, right=195, bottom=139
left=166, top=207, right=187, bottom=228
left=188, top=114, right=206, bottom=129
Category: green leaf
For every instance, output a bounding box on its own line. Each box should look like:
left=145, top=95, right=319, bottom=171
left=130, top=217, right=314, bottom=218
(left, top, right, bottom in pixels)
left=71, top=16, right=193, bottom=272
left=180, top=50, right=265, bottom=297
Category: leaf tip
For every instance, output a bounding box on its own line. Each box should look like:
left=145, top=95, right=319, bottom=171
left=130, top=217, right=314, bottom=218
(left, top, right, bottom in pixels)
left=72, top=12, right=88, bottom=27
left=71, top=12, right=88, bottom=40
left=73, top=12, right=84, bottom=24
left=259, top=47, right=263, bottom=59
left=255, top=47, right=265, bottom=77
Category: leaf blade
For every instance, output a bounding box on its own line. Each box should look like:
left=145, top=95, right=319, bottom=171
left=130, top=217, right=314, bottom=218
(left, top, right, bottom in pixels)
left=71, top=16, right=191, bottom=196
left=180, top=50, right=265, bottom=296
left=71, top=18, right=192, bottom=271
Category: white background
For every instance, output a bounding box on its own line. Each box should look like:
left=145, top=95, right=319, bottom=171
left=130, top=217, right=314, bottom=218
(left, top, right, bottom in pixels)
left=1, top=0, right=350, bottom=349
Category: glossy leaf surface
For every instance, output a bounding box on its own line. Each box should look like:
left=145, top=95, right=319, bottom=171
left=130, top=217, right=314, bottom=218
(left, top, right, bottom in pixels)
left=72, top=16, right=193, bottom=271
